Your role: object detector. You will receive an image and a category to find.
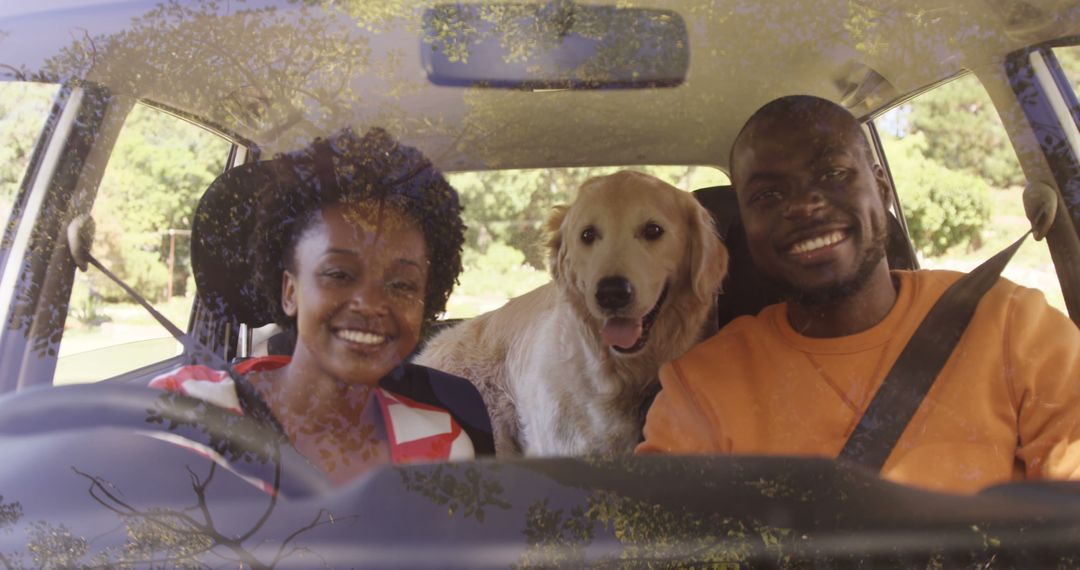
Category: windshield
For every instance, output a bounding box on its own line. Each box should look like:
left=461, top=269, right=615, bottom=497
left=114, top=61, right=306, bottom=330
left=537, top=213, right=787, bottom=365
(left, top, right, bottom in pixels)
left=1, top=0, right=1079, bottom=567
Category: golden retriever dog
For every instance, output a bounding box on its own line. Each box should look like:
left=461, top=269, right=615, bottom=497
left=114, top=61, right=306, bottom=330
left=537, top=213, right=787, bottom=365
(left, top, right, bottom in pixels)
left=415, top=170, right=728, bottom=456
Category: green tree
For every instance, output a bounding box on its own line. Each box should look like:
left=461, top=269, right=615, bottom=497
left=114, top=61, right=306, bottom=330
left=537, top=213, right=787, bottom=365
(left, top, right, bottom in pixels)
left=0, top=82, right=59, bottom=221
left=88, top=104, right=231, bottom=301
left=450, top=166, right=727, bottom=272
left=885, top=132, right=992, bottom=257
left=905, top=74, right=1025, bottom=189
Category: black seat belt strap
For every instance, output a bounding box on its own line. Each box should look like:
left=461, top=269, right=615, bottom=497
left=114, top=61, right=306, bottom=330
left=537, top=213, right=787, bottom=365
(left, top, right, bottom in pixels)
left=838, top=231, right=1031, bottom=471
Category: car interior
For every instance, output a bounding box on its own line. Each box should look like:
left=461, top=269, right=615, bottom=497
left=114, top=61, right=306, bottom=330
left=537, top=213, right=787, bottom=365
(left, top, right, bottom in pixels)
left=2, top=0, right=1080, bottom=566
left=187, top=173, right=923, bottom=362
left=0, top=0, right=1077, bottom=391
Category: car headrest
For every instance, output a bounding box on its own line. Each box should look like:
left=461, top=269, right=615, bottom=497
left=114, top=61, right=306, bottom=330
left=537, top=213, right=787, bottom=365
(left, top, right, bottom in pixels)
left=692, top=185, right=917, bottom=330
left=191, top=163, right=278, bottom=328
left=692, top=185, right=781, bottom=329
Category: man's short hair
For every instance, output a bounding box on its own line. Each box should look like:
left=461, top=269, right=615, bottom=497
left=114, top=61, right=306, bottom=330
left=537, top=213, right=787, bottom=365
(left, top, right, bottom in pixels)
left=729, top=95, right=875, bottom=177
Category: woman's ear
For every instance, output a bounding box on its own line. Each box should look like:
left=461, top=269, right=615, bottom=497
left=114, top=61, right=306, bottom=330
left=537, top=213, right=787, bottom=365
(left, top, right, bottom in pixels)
left=545, top=204, right=570, bottom=281
left=686, top=195, right=729, bottom=303
left=281, top=270, right=298, bottom=318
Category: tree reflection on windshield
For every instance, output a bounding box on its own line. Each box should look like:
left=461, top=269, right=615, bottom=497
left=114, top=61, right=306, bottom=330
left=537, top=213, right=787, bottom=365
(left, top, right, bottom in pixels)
left=0, top=389, right=355, bottom=568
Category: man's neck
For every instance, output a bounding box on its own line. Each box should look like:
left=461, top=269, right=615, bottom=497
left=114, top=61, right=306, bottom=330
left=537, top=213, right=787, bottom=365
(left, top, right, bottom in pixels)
left=786, top=267, right=898, bottom=338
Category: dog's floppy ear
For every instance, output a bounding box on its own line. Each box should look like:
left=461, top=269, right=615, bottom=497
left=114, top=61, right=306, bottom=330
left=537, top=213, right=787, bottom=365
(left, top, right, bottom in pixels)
left=686, top=195, right=729, bottom=303
left=545, top=204, right=570, bottom=280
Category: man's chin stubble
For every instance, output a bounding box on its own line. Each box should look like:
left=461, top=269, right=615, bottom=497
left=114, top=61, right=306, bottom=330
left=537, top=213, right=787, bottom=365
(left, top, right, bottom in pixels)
left=769, top=232, right=889, bottom=308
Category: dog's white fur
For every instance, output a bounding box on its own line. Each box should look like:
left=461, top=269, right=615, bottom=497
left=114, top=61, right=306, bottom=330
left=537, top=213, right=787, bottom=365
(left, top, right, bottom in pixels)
left=415, top=171, right=728, bottom=456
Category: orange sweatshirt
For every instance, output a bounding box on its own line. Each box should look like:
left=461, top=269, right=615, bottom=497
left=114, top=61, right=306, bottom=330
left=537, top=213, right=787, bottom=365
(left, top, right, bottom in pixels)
left=637, top=270, right=1080, bottom=494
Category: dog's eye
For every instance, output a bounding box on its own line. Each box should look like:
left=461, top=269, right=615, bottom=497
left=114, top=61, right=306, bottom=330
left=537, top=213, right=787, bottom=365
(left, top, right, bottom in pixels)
left=581, top=226, right=599, bottom=245
left=642, top=222, right=664, bottom=241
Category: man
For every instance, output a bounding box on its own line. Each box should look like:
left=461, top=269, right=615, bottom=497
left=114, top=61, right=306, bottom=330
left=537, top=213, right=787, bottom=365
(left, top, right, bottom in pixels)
left=636, top=95, right=1080, bottom=494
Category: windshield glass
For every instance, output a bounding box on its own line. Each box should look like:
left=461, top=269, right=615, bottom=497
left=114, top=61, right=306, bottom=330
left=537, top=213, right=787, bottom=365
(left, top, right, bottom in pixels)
left=1, top=1, right=1078, bottom=567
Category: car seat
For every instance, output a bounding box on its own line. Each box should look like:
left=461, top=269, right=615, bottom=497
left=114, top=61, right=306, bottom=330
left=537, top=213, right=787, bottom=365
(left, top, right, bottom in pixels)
left=190, top=163, right=283, bottom=359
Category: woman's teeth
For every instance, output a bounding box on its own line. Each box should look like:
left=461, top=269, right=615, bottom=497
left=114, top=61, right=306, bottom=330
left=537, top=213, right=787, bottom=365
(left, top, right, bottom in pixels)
left=790, top=231, right=845, bottom=254
left=336, top=329, right=386, bottom=345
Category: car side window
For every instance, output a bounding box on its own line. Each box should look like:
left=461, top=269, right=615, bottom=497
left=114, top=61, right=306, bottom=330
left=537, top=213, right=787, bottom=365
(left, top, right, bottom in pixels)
left=875, top=74, right=1067, bottom=313
left=54, top=103, right=232, bottom=385
left=0, top=81, right=60, bottom=234
left=1050, top=45, right=1080, bottom=93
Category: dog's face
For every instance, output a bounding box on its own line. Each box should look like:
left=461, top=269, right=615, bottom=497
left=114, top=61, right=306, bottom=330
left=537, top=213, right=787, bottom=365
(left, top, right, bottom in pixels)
left=547, top=170, right=728, bottom=355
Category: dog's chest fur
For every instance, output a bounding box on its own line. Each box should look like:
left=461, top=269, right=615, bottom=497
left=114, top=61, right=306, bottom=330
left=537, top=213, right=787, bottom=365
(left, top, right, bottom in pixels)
left=510, top=284, right=697, bottom=456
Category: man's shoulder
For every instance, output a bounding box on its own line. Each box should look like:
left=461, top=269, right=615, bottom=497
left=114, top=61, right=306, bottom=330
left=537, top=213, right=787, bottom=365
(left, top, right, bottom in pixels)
left=904, top=268, right=1047, bottom=309
left=900, top=269, right=1071, bottom=338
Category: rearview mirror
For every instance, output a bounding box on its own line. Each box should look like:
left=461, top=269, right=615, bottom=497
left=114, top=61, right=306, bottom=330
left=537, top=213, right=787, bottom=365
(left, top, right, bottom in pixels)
left=422, top=1, right=689, bottom=89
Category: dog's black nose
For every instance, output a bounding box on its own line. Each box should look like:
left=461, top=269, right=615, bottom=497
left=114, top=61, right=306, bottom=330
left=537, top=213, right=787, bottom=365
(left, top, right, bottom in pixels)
left=596, top=276, right=633, bottom=310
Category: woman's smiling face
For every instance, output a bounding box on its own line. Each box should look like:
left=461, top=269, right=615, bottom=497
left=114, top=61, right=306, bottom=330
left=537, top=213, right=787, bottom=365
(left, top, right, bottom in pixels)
left=282, top=200, right=429, bottom=386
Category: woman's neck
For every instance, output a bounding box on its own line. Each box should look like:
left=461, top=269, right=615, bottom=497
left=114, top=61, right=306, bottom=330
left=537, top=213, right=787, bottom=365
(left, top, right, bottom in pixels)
left=276, top=351, right=373, bottom=416
left=250, top=352, right=389, bottom=483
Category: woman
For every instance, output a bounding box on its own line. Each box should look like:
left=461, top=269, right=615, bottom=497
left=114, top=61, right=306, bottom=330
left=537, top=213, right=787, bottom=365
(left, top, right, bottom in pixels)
left=150, top=128, right=493, bottom=486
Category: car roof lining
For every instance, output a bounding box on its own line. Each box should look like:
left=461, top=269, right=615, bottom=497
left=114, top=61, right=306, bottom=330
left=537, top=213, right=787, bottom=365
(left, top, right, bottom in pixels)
left=5, top=0, right=1080, bottom=173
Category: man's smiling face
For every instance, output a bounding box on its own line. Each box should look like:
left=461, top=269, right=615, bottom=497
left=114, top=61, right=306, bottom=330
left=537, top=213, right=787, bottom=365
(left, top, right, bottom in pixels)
left=730, top=103, right=893, bottom=306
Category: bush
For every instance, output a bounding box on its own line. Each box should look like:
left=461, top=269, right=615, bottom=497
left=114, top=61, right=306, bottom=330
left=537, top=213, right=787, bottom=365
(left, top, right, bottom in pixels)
left=906, top=75, right=1026, bottom=189
left=457, top=243, right=550, bottom=299
left=89, top=221, right=171, bottom=303
left=887, top=133, right=992, bottom=257
left=68, top=276, right=111, bottom=327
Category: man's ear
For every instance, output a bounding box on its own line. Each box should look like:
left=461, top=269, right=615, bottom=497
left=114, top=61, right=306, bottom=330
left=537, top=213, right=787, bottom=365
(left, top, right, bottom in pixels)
left=872, top=164, right=894, bottom=207
left=545, top=204, right=570, bottom=281
left=281, top=270, right=298, bottom=318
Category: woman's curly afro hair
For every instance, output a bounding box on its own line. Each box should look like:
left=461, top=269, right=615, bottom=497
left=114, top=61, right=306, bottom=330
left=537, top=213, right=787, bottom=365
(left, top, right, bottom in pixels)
left=251, top=127, right=465, bottom=328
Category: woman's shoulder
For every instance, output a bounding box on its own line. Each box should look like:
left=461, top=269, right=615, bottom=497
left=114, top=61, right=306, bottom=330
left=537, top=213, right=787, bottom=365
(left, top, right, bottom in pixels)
left=386, top=364, right=494, bottom=448
left=147, top=356, right=289, bottom=415
left=147, top=364, right=243, bottom=413
left=386, top=364, right=485, bottom=410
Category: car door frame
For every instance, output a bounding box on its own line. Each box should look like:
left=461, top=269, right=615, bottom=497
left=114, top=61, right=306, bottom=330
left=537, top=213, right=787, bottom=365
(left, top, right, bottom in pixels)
left=0, top=82, right=251, bottom=394
left=1004, top=37, right=1080, bottom=324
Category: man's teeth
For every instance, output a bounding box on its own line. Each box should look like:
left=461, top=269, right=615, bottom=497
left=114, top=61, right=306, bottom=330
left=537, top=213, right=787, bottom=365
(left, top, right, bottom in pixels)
left=790, top=231, right=845, bottom=254
left=336, top=329, right=386, bottom=345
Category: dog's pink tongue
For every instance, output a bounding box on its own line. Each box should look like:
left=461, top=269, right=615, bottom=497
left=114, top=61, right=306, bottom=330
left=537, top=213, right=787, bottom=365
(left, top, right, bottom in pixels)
left=601, top=317, right=643, bottom=349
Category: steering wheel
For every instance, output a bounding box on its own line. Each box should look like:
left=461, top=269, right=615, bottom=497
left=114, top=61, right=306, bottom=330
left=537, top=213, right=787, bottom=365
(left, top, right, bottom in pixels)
left=0, top=382, right=331, bottom=497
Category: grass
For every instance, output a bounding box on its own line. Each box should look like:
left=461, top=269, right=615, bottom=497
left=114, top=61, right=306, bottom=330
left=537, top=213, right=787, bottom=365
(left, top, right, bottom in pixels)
left=446, top=264, right=551, bottom=318
left=55, top=295, right=193, bottom=385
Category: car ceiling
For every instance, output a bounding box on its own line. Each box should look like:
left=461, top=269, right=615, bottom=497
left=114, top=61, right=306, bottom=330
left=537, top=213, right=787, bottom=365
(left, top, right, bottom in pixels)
left=2, top=0, right=1080, bottom=172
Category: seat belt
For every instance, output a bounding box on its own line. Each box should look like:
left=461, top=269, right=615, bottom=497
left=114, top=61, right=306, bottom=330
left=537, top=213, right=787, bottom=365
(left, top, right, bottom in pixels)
left=838, top=231, right=1031, bottom=472
left=67, top=215, right=228, bottom=370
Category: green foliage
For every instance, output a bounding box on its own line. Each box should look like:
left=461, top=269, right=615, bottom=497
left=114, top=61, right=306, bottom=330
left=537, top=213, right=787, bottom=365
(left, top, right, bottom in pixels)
left=905, top=74, right=1024, bottom=188
left=448, top=165, right=727, bottom=272
left=445, top=166, right=726, bottom=317
left=0, top=82, right=59, bottom=219
left=886, top=133, right=992, bottom=257
left=455, top=243, right=550, bottom=302
left=451, top=167, right=599, bottom=270
left=86, top=104, right=230, bottom=302
left=68, top=275, right=111, bottom=327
